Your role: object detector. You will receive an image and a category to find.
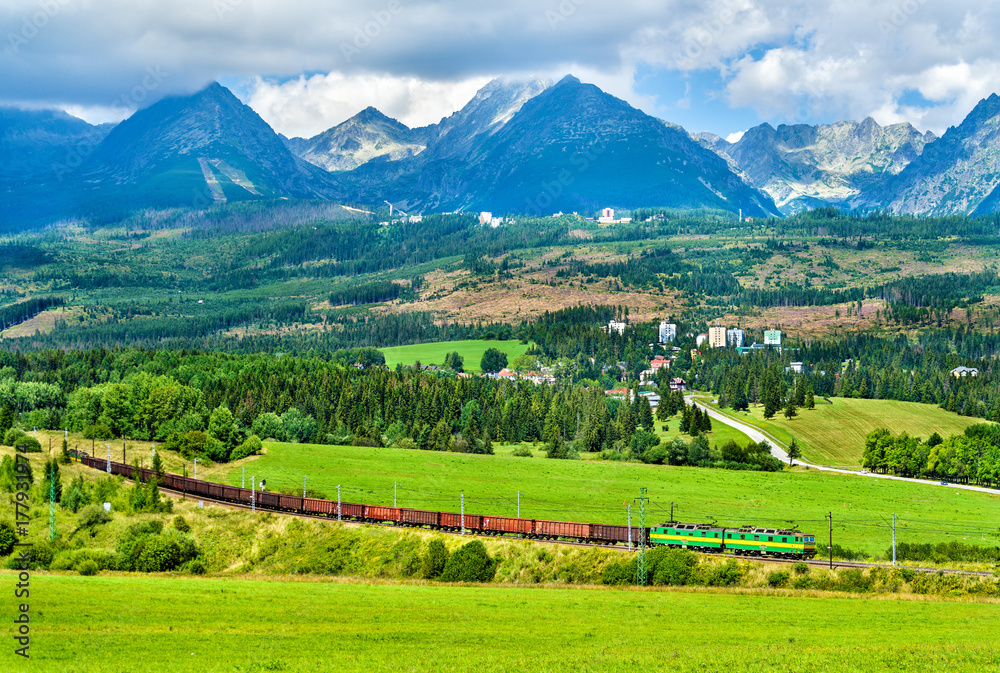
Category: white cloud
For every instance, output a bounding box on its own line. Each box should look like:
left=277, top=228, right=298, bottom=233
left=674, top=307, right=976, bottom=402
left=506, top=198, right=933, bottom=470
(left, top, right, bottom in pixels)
left=244, top=73, right=493, bottom=137
left=5, top=0, right=1000, bottom=137
left=725, top=130, right=745, bottom=143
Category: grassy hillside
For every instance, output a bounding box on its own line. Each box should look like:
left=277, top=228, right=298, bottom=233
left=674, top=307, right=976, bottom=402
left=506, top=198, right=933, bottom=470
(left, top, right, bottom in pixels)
left=704, top=398, right=987, bottom=467
left=224, top=440, right=1000, bottom=555
left=9, top=574, right=999, bottom=673
left=378, top=339, right=530, bottom=372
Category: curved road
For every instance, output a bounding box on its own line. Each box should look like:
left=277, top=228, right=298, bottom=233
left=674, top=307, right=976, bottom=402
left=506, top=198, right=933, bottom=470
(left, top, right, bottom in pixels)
left=685, top=395, right=1000, bottom=496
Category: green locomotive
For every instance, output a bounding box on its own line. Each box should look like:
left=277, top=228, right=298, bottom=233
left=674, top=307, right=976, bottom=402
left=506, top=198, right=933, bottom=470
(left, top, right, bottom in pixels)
left=649, top=522, right=816, bottom=558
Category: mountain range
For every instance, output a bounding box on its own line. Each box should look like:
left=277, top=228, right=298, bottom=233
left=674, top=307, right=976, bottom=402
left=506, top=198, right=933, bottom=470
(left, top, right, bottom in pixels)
left=4, top=76, right=1000, bottom=225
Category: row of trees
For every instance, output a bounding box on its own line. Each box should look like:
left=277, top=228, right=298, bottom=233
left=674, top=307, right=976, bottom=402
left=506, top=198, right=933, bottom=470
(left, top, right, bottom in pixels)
left=862, top=425, right=1000, bottom=486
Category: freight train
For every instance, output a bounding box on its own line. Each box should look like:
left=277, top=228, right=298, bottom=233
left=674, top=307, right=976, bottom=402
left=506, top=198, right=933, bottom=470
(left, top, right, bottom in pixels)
left=80, top=456, right=816, bottom=559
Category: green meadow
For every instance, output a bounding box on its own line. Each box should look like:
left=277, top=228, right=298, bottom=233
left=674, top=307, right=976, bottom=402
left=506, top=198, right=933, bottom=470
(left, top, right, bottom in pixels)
left=700, top=397, right=987, bottom=467
left=5, top=574, right=998, bottom=673
left=226, top=441, right=1000, bottom=556
left=378, top=339, right=530, bottom=371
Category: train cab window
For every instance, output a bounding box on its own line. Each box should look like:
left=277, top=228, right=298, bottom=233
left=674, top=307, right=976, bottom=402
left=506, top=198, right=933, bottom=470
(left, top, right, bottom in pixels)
left=753, top=535, right=759, bottom=541
left=740, top=535, right=745, bottom=540
left=701, top=532, right=705, bottom=536
left=727, top=533, right=732, bottom=538
left=768, top=536, right=773, bottom=542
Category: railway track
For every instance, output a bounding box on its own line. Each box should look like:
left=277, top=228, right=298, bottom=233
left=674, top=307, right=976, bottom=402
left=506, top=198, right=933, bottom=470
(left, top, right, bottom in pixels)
left=163, top=485, right=995, bottom=578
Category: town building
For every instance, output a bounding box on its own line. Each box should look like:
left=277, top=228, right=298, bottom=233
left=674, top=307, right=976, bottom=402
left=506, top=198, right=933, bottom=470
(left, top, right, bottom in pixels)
left=764, top=330, right=782, bottom=347
left=708, top=326, right=727, bottom=349
left=659, top=321, right=677, bottom=343
left=669, top=378, right=687, bottom=392
left=950, top=366, right=980, bottom=377
left=479, top=211, right=492, bottom=225
left=727, top=328, right=744, bottom=348
left=606, top=320, right=627, bottom=335
left=696, top=333, right=708, bottom=347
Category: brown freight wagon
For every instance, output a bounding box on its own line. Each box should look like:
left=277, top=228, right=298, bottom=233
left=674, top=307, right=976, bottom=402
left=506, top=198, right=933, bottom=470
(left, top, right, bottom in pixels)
left=258, top=491, right=281, bottom=509
left=440, top=512, right=483, bottom=531
left=339, top=502, right=364, bottom=519
left=220, top=485, right=242, bottom=502
left=207, top=482, right=225, bottom=499
left=535, top=520, right=592, bottom=540
left=278, top=494, right=304, bottom=511
left=365, top=505, right=401, bottom=523
left=400, top=509, right=439, bottom=527
left=591, top=524, right=643, bottom=545
left=303, top=498, right=334, bottom=515
left=482, top=516, right=532, bottom=535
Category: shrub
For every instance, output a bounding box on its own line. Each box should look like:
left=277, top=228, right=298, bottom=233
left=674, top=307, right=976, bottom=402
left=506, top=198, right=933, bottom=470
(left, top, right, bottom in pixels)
left=421, top=539, right=450, bottom=579
left=173, top=516, right=191, bottom=533
left=511, top=445, right=533, bottom=458
left=77, top=505, right=113, bottom=531
left=601, top=560, right=635, bottom=586
left=82, top=423, right=114, bottom=440
left=77, top=560, right=99, bottom=576
left=393, top=437, right=417, bottom=451
left=793, top=562, right=810, bottom=575
left=5, top=540, right=56, bottom=570
left=651, top=549, right=699, bottom=586
left=14, top=436, right=41, bottom=453
left=702, top=560, right=744, bottom=587
left=3, top=428, right=26, bottom=446
left=439, top=540, right=496, bottom=583
left=186, top=559, right=206, bottom=575
left=767, top=571, right=790, bottom=587
left=832, top=544, right=865, bottom=561
left=230, top=435, right=262, bottom=462
left=0, top=521, right=15, bottom=556
left=351, top=436, right=381, bottom=448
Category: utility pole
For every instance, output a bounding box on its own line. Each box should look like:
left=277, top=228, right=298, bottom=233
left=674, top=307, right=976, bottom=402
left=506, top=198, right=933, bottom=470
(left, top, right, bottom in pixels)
left=242, top=467, right=245, bottom=489
left=670, top=501, right=675, bottom=523
left=461, top=494, right=465, bottom=536
left=394, top=481, right=397, bottom=508
left=49, top=464, right=56, bottom=540
left=303, top=475, right=308, bottom=498
left=827, top=511, right=833, bottom=569
left=251, top=477, right=255, bottom=513
left=106, top=444, right=111, bottom=473
left=637, top=487, right=648, bottom=586
left=194, top=458, right=197, bottom=480
left=892, top=513, right=897, bottom=566
left=337, top=485, right=341, bottom=521
left=627, top=505, right=632, bottom=551
left=517, top=491, right=520, bottom=519
left=123, top=438, right=126, bottom=464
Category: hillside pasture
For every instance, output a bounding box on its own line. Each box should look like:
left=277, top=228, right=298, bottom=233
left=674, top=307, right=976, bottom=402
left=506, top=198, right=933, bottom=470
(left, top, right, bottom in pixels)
left=225, top=440, right=1000, bottom=556
left=378, top=339, right=530, bottom=371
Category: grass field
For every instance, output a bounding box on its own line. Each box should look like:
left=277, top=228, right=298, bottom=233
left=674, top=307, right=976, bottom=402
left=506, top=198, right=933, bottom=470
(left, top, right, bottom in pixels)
left=6, top=574, right=998, bottom=673
left=701, top=398, right=987, bottom=467
left=378, top=339, right=531, bottom=372
left=225, top=441, right=1000, bottom=556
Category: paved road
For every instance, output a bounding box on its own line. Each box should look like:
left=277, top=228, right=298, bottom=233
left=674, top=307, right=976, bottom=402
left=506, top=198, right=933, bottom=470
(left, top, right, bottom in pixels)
left=685, top=396, right=1000, bottom=497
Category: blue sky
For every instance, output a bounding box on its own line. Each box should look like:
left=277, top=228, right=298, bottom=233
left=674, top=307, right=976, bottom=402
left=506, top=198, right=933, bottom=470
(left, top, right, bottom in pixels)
left=3, top=1, right=997, bottom=139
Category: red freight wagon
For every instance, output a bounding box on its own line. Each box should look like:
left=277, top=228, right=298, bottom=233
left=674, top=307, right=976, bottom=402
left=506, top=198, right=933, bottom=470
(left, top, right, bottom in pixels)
left=208, top=482, right=225, bottom=499
left=591, top=524, right=643, bottom=545
left=303, top=498, right=334, bottom=515
left=365, top=505, right=401, bottom=523
left=440, top=512, right=483, bottom=531
left=257, top=491, right=281, bottom=509
left=482, top=516, right=532, bottom=535
left=338, top=502, right=364, bottom=519
left=278, top=494, right=304, bottom=511
left=535, top=520, right=591, bottom=540
left=400, top=509, right=439, bottom=527
left=220, top=485, right=242, bottom=502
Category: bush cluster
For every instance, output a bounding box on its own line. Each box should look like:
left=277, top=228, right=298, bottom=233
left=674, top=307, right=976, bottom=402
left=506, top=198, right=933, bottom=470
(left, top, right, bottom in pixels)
left=420, top=539, right=497, bottom=583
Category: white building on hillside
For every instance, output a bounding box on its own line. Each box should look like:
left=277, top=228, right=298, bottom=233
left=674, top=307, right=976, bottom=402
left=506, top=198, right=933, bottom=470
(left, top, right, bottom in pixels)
left=727, top=328, right=744, bottom=348
left=659, top=321, right=677, bottom=343
left=708, top=326, right=727, bottom=349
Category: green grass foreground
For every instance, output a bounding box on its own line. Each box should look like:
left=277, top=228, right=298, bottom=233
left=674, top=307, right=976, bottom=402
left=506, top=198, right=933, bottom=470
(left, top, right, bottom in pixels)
left=378, top=339, right=530, bottom=372
left=227, top=441, right=1000, bottom=556
left=702, top=398, right=986, bottom=467
left=4, top=573, right=998, bottom=673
